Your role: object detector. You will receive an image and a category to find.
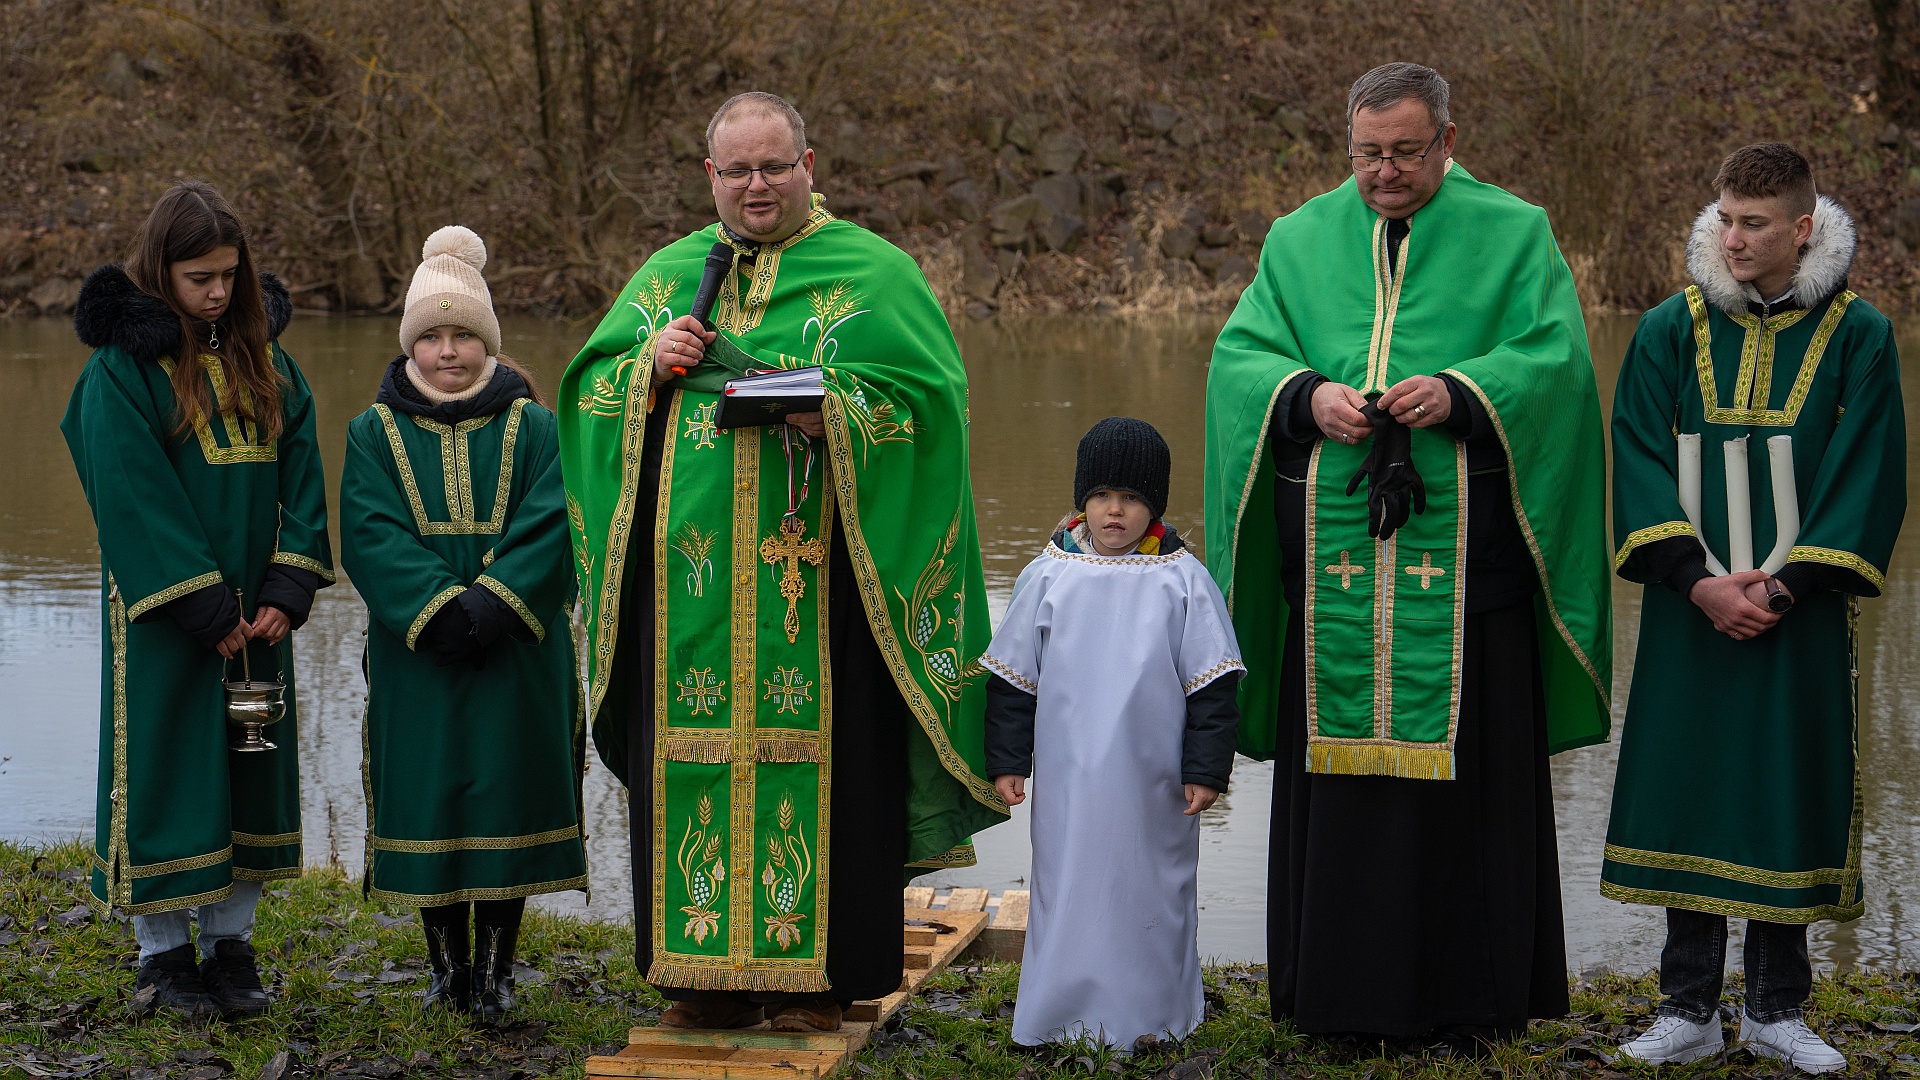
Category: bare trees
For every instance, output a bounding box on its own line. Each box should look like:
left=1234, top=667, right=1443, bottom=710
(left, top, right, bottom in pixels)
left=1874, top=0, right=1920, bottom=130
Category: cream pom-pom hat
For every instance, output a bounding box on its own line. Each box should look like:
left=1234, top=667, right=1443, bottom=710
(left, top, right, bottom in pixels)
left=398, top=225, right=501, bottom=356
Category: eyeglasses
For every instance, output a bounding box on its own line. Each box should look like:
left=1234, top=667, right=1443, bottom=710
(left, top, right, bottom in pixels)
left=714, top=158, right=805, bottom=189
left=1349, top=129, right=1444, bottom=174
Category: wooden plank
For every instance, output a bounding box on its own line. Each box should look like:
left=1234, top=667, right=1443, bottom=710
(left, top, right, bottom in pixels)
left=584, top=1043, right=827, bottom=1079
left=964, top=925, right=1026, bottom=963
left=901, top=886, right=935, bottom=908
left=623, top=1028, right=862, bottom=1051
left=902, top=926, right=939, bottom=947
left=587, top=1047, right=826, bottom=1080
left=992, top=890, right=1030, bottom=929
left=637, top=1045, right=741, bottom=1061
left=944, top=887, right=989, bottom=912
left=900, top=907, right=987, bottom=994
left=591, top=908, right=988, bottom=1080
left=902, top=947, right=933, bottom=970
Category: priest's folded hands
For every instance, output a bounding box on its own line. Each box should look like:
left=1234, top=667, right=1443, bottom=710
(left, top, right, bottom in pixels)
left=1375, top=374, right=1452, bottom=428
left=1310, top=375, right=1451, bottom=444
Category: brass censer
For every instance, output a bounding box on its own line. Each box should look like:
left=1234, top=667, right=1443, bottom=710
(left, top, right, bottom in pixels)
left=223, top=590, right=286, bottom=753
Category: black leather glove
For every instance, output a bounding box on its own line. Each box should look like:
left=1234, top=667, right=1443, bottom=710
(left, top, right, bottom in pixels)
left=417, top=599, right=483, bottom=669
left=1344, top=398, right=1426, bottom=541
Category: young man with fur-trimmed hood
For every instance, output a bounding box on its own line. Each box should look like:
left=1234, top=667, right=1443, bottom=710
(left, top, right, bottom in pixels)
left=1607, top=143, right=1906, bottom=1073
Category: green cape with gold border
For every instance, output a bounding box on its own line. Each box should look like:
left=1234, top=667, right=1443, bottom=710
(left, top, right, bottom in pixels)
left=559, top=196, right=1006, bottom=990
left=1203, top=164, right=1613, bottom=776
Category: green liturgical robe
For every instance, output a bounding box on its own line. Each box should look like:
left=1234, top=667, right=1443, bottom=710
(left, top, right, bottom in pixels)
left=560, top=195, right=1006, bottom=992
left=63, top=327, right=333, bottom=916
left=1605, top=198, right=1905, bottom=922
left=1204, top=163, right=1613, bottom=778
left=342, top=371, right=587, bottom=906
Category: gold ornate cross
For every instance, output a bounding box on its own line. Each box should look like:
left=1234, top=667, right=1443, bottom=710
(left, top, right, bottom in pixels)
left=676, top=667, right=726, bottom=715
left=683, top=401, right=719, bottom=449
left=761, top=518, right=826, bottom=643
left=1323, top=550, right=1367, bottom=590
left=763, top=666, right=814, bottom=714
left=1405, top=551, right=1447, bottom=590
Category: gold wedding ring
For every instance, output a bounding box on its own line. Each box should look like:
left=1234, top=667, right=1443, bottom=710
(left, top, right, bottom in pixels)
left=1414, top=404, right=1427, bottom=417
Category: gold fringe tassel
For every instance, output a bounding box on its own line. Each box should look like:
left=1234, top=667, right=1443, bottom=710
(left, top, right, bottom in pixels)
left=755, top=737, right=827, bottom=763
left=646, top=959, right=831, bottom=994
left=661, top=736, right=732, bottom=763
left=1307, top=741, right=1455, bottom=780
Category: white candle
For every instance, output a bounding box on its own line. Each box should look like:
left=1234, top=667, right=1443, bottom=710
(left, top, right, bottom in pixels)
left=1759, top=435, right=1799, bottom=575
left=1676, top=433, right=1729, bottom=576
left=1724, top=435, right=1754, bottom=573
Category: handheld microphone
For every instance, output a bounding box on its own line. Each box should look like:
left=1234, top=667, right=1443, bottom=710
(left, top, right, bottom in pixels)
left=690, top=241, right=733, bottom=332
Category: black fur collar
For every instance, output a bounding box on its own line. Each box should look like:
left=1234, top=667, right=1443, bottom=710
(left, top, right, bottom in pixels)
left=73, top=263, right=292, bottom=364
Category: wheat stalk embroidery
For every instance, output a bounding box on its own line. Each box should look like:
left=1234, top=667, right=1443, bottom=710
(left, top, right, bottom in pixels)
left=671, top=523, right=717, bottom=597
left=760, top=791, right=813, bottom=951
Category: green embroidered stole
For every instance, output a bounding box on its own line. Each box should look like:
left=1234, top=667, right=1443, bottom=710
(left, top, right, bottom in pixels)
left=651, top=382, right=835, bottom=990
left=1305, top=435, right=1465, bottom=777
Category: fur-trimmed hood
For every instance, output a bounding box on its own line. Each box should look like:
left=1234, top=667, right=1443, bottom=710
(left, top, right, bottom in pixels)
left=72, top=263, right=292, bottom=364
left=1686, top=195, right=1856, bottom=315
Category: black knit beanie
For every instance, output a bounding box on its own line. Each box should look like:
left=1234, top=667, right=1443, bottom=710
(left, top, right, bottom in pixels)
left=1074, top=417, right=1171, bottom=519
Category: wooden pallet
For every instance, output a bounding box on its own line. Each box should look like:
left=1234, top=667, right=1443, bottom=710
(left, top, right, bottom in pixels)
left=584, top=903, right=990, bottom=1079
left=903, top=886, right=1030, bottom=962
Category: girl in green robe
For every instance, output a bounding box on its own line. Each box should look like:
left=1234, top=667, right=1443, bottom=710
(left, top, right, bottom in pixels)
left=342, top=226, right=586, bottom=1022
left=64, top=181, right=334, bottom=1021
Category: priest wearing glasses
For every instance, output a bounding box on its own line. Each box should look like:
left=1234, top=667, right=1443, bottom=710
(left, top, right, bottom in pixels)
left=560, top=92, right=1005, bottom=1033
left=1203, top=62, right=1611, bottom=1046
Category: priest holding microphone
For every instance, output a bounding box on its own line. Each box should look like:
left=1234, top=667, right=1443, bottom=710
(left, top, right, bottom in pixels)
left=559, top=92, right=1005, bottom=1033
left=1607, top=143, right=1906, bottom=1074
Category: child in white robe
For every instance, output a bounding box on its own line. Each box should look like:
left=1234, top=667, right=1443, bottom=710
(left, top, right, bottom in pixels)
left=981, top=417, right=1244, bottom=1050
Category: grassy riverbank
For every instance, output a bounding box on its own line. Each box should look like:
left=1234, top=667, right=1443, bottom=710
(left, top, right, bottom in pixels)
left=4, top=839, right=1919, bottom=1079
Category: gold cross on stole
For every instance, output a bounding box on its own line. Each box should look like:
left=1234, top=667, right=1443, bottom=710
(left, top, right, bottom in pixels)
left=1404, top=551, right=1447, bottom=590
left=760, top=517, right=826, bottom=644
left=1323, top=550, right=1367, bottom=590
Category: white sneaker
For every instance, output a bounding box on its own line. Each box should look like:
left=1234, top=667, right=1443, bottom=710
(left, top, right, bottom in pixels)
left=1615, top=1014, right=1726, bottom=1065
left=1739, top=1016, right=1846, bottom=1074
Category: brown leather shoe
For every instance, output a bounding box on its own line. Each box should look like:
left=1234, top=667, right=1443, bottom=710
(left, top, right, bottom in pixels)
left=768, top=995, right=842, bottom=1032
left=658, top=997, right=765, bottom=1030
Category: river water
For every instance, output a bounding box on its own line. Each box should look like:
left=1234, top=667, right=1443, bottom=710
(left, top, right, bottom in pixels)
left=4, top=312, right=1918, bottom=973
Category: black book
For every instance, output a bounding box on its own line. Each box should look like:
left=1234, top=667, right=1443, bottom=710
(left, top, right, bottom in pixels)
left=715, top=366, right=826, bottom=429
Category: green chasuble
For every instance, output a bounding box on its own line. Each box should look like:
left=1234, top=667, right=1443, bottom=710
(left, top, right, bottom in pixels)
left=1604, top=200, right=1905, bottom=922
left=342, top=386, right=588, bottom=906
left=62, top=344, right=333, bottom=915
left=560, top=195, right=1006, bottom=991
left=1204, top=163, right=1612, bottom=778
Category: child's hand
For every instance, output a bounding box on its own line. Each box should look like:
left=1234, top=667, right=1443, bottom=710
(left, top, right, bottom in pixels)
left=994, top=775, right=1026, bottom=806
left=1183, top=783, right=1219, bottom=816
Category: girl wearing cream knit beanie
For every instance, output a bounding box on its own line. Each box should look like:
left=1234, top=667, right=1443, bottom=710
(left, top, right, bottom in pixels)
left=341, top=224, right=582, bottom=1023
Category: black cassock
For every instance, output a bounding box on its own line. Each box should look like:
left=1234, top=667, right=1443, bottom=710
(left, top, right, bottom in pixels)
left=615, top=394, right=907, bottom=1005
left=1263, top=373, right=1569, bottom=1037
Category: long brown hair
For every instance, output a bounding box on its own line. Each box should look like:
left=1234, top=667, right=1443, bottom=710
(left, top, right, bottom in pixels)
left=492, top=352, right=547, bottom=408
left=127, top=181, right=284, bottom=443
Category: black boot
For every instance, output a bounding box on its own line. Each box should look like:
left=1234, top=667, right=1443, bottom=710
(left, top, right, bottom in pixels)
left=422, top=919, right=471, bottom=1013
left=198, top=938, right=272, bottom=1017
left=136, top=943, right=216, bottom=1023
left=472, top=920, right=519, bottom=1024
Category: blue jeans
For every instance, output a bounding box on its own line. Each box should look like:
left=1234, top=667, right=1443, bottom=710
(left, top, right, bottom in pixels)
left=131, top=881, right=262, bottom=961
left=1655, top=907, right=1810, bottom=1024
